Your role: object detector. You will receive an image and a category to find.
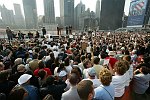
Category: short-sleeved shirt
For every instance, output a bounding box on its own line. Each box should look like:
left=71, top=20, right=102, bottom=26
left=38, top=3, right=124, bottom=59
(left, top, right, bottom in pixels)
left=94, top=84, right=115, bottom=100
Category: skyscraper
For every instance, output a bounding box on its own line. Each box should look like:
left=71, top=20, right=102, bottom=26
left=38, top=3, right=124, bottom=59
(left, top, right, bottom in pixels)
left=13, top=3, right=25, bottom=28
left=100, top=0, right=125, bottom=30
left=44, top=0, right=55, bottom=24
left=60, top=0, right=74, bottom=27
left=0, top=5, right=15, bottom=27
left=95, top=0, right=100, bottom=19
left=74, top=1, right=85, bottom=29
left=22, top=0, right=37, bottom=29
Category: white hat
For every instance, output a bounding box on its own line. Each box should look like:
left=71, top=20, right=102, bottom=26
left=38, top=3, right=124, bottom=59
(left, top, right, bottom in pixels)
left=28, top=50, right=33, bottom=53
left=121, top=47, right=125, bottom=50
left=108, top=51, right=116, bottom=56
left=18, top=74, right=32, bottom=85
left=59, top=71, right=67, bottom=77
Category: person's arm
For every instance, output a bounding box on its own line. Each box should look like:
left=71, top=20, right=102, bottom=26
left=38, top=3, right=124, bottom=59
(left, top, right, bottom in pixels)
left=108, top=63, right=114, bottom=75
left=7, top=51, right=13, bottom=59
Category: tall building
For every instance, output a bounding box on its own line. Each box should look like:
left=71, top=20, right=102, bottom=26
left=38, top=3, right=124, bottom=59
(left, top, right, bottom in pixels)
left=22, top=0, right=37, bottom=29
left=74, top=1, right=85, bottom=30
left=100, top=0, right=125, bottom=30
left=56, top=17, right=61, bottom=26
left=0, top=5, right=15, bottom=28
left=95, top=0, right=100, bottom=27
left=13, top=3, right=25, bottom=29
left=60, top=0, right=74, bottom=27
left=96, top=0, right=100, bottom=18
left=44, top=0, right=55, bottom=24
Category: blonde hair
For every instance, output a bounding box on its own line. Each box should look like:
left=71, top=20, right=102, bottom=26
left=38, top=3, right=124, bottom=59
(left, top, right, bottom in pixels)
left=14, top=58, right=22, bottom=65
left=99, top=68, right=112, bottom=86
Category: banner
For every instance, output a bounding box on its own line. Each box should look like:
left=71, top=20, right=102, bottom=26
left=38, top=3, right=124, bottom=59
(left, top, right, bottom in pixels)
left=127, top=0, right=148, bottom=27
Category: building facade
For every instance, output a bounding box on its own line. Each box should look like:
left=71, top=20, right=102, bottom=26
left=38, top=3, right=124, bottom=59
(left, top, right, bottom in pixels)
left=60, top=0, right=74, bottom=27
left=22, top=0, right=38, bottom=29
left=100, top=0, right=125, bottom=30
left=44, top=0, right=55, bottom=24
left=74, top=1, right=85, bottom=30
left=96, top=0, right=100, bottom=19
left=13, top=3, right=25, bottom=29
left=0, top=5, right=15, bottom=28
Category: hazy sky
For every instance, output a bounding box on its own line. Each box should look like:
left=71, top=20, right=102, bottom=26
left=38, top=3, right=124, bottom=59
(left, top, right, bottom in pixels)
left=0, top=0, right=131, bottom=17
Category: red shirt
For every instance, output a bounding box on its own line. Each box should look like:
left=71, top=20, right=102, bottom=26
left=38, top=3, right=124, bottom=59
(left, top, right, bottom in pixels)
left=34, top=68, right=52, bottom=77
left=106, top=57, right=118, bottom=69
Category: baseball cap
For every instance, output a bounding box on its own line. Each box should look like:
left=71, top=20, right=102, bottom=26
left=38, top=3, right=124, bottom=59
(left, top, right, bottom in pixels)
left=88, top=68, right=96, bottom=77
left=18, top=74, right=32, bottom=85
left=59, top=70, right=67, bottom=77
left=108, top=51, right=116, bottom=56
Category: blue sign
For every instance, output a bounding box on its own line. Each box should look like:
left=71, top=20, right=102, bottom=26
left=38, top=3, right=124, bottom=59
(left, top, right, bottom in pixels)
left=127, top=0, right=148, bottom=26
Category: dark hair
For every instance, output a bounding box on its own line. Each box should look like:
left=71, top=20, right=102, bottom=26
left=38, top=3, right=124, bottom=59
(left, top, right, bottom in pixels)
left=8, top=86, right=27, bottom=100
left=38, top=69, right=46, bottom=80
left=50, top=52, right=55, bottom=59
left=141, top=66, right=150, bottom=75
left=100, top=53, right=106, bottom=59
left=32, top=53, right=38, bottom=59
left=38, top=60, right=45, bottom=69
left=71, top=67, right=82, bottom=78
left=57, top=63, right=65, bottom=73
left=64, top=58, right=70, bottom=66
left=46, top=76, right=55, bottom=85
left=93, top=57, right=100, bottom=64
left=80, top=55, right=86, bottom=62
left=69, top=73, right=79, bottom=86
left=0, top=70, right=9, bottom=82
left=83, top=60, right=90, bottom=69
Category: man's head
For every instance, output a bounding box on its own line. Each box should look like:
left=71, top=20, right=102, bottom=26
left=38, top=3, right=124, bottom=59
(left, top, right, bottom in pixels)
left=69, top=73, right=79, bottom=86
left=17, top=64, right=26, bottom=72
left=77, top=80, right=94, bottom=100
left=93, top=57, right=100, bottom=65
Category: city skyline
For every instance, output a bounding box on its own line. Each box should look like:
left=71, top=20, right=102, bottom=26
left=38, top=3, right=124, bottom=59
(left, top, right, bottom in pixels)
left=0, top=0, right=131, bottom=18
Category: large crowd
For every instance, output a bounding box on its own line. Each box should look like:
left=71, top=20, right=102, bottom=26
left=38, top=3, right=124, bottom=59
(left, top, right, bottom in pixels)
left=0, top=28, right=150, bottom=100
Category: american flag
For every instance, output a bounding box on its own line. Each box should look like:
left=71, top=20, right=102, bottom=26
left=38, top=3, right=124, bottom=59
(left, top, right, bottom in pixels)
left=135, top=1, right=145, bottom=10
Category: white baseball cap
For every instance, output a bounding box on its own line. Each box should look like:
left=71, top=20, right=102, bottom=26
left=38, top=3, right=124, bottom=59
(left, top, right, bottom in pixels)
left=59, top=71, right=67, bottom=77
left=18, top=74, right=32, bottom=85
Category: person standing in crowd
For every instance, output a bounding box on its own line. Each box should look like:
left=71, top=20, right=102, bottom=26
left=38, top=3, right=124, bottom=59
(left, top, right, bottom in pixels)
left=86, top=67, right=101, bottom=88
left=132, top=65, right=150, bottom=100
left=18, top=74, right=40, bottom=100
left=42, top=27, right=46, bottom=37
left=6, top=26, right=13, bottom=42
left=112, top=60, right=127, bottom=100
left=94, top=68, right=115, bottom=100
left=77, top=80, right=94, bottom=100
left=61, top=73, right=80, bottom=100
left=8, top=85, right=28, bottom=100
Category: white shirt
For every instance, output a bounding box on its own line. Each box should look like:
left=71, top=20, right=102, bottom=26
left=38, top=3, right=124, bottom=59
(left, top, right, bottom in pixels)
left=112, top=74, right=126, bottom=97
left=129, top=64, right=134, bottom=79
left=83, top=68, right=90, bottom=79
left=124, top=71, right=130, bottom=86
left=53, top=51, right=59, bottom=58
left=84, top=78, right=101, bottom=88
left=86, top=46, right=91, bottom=53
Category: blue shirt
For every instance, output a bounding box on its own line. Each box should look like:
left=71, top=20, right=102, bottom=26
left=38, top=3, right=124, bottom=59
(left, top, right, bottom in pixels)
left=23, top=85, right=40, bottom=100
left=94, top=84, right=115, bottom=100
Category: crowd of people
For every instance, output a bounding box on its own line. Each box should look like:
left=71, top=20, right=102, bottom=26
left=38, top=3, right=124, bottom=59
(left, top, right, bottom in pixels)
left=0, top=29, right=150, bottom=100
